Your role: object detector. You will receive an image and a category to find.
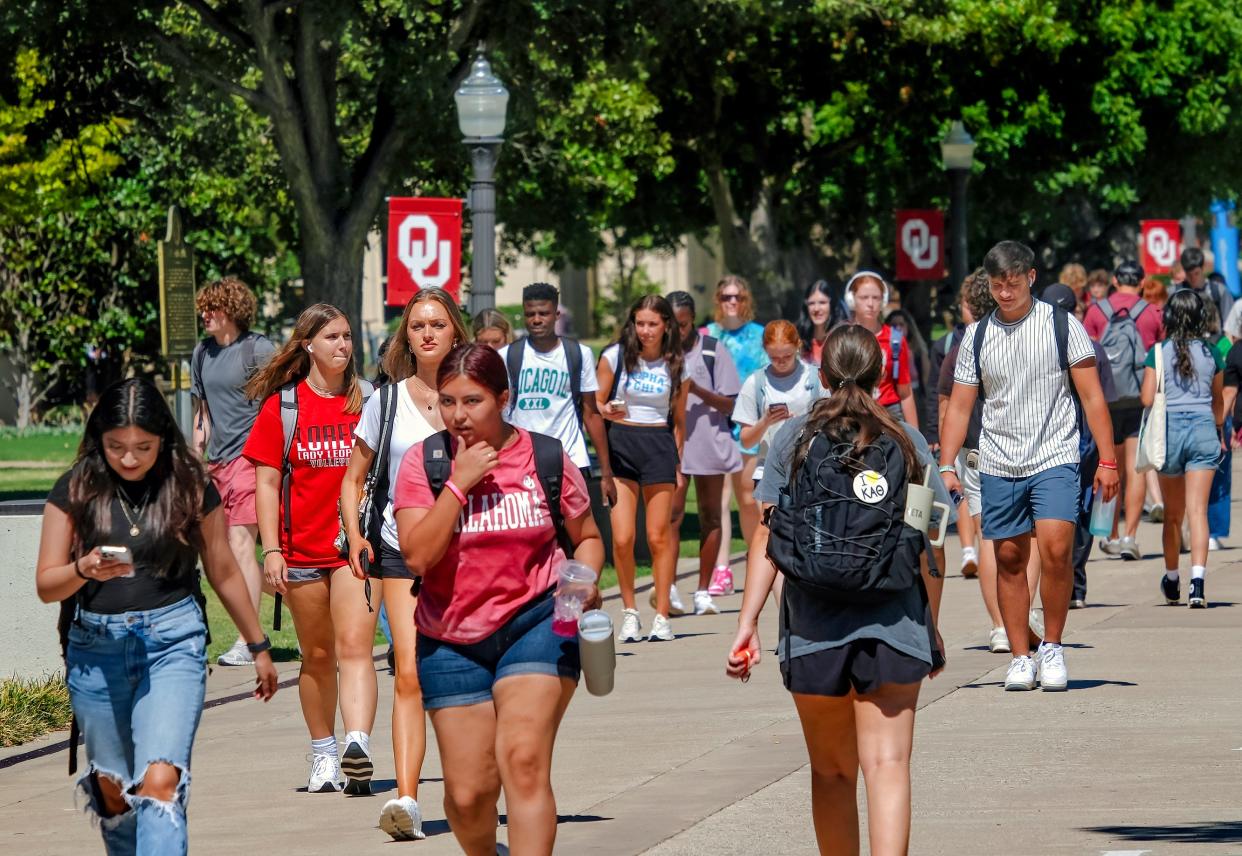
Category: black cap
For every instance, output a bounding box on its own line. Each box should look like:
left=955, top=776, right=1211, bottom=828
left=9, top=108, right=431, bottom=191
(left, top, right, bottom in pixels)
left=1041, top=283, right=1078, bottom=314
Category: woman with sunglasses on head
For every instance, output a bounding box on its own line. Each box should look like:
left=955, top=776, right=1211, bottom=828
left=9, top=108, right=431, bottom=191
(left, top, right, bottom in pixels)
left=37, top=378, right=278, bottom=856
left=340, top=288, right=469, bottom=839
left=394, top=344, right=604, bottom=856
left=846, top=271, right=919, bottom=427
left=797, top=279, right=849, bottom=367
left=704, top=275, right=769, bottom=597
left=599, top=294, right=690, bottom=641
left=472, top=308, right=513, bottom=351
left=243, top=303, right=379, bottom=796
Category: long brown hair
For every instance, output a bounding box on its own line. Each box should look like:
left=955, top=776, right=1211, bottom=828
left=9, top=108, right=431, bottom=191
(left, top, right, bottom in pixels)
left=713, top=274, right=755, bottom=324
left=245, top=303, right=366, bottom=414
left=791, top=325, right=919, bottom=485
left=383, top=287, right=470, bottom=382
left=614, top=294, right=684, bottom=398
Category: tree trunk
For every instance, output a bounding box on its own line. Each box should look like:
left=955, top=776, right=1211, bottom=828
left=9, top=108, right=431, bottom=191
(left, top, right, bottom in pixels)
left=300, top=229, right=369, bottom=352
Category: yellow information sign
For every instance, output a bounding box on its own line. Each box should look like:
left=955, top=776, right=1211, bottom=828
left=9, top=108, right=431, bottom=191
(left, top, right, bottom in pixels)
left=158, top=207, right=198, bottom=358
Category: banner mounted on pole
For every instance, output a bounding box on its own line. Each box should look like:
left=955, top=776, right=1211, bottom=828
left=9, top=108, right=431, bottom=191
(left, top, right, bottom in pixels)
left=1140, top=219, right=1181, bottom=275
left=387, top=197, right=463, bottom=306
left=895, top=209, right=944, bottom=280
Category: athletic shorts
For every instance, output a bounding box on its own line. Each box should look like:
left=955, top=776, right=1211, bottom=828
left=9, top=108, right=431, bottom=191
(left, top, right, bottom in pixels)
left=608, top=424, right=679, bottom=486
left=416, top=589, right=579, bottom=710
left=286, top=564, right=350, bottom=583
left=955, top=448, right=982, bottom=519
left=979, top=463, right=1079, bottom=540
left=1111, top=406, right=1143, bottom=444
left=781, top=639, right=931, bottom=697
left=370, top=541, right=421, bottom=591
left=207, top=455, right=258, bottom=528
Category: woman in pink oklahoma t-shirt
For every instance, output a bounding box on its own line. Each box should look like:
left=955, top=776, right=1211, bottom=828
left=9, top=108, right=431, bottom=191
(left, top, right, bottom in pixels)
left=393, top=344, right=604, bottom=855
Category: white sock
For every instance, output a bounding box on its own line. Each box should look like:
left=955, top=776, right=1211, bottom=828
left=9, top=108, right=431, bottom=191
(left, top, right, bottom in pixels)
left=1191, top=565, right=1206, bottom=580
left=344, top=730, right=370, bottom=755
left=1165, top=570, right=1180, bottom=583
left=310, top=735, right=337, bottom=758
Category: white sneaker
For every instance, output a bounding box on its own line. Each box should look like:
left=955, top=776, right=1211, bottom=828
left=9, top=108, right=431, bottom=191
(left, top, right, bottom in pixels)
left=340, top=736, right=373, bottom=795
left=379, top=796, right=426, bottom=841
left=1098, top=538, right=1121, bottom=556
left=960, top=546, right=979, bottom=577
left=1209, top=537, right=1224, bottom=551
left=1004, top=656, right=1037, bottom=691
left=307, top=753, right=344, bottom=793
left=1036, top=644, right=1068, bottom=691
left=648, top=614, right=675, bottom=641
left=1028, top=607, right=1045, bottom=642
left=617, top=609, right=642, bottom=643
left=988, top=626, right=1010, bottom=654
left=217, top=637, right=254, bottom=666
left=649, top=584, right=687, bottom=616
left=1118, top=536, right=1141, bottom=561
left=692, top=590, right=719, bottom=615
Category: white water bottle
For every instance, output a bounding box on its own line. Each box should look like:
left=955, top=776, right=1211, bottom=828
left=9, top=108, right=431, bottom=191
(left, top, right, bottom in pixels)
left=577, top=610, right=616, bottom=696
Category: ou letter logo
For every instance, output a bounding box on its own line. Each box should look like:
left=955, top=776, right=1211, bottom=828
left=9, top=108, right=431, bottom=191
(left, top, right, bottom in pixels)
left=398, top=215, right=451, bottom=289
left=900, top=218, right=940, bottom=270
left=1146, top=227, right=1177, bottom=269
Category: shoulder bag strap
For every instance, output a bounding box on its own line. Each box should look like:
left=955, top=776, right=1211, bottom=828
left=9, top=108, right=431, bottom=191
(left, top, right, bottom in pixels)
left=531, top=431, right=573, bottom=558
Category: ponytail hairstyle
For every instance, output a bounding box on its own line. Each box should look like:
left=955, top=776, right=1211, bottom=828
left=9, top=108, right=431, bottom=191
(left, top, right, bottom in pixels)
left=614, top=294, right=684, bottom=397
left=1162, top=288, right=1210, bottom=382
left=245, top=303, right=367, bottom=414
left=791, top=325, right=919, bottom=486
left=68, top=378, right=208, bottom=562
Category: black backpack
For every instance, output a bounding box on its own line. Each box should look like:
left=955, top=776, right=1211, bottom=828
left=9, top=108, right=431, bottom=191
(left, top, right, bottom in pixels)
left=505, top=337, right=584, bottom=428
left=421, top=429, right=574, bottom=558
left=765, top=431, right=921, bottom=602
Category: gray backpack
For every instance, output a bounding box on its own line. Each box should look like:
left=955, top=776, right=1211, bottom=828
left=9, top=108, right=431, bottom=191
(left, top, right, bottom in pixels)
left=1097, top=297, right=1149, bottom=405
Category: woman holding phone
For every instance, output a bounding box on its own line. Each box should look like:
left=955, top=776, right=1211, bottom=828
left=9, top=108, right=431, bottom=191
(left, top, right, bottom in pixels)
left=243, top=303, right=378, bottom=796
left=340, top=287, right=469, bottom=840
left=598, top=294, right=690, bottom=642
left=37, top=378, right=277, bottom=856
left=394, top=344, right=604, bottom=855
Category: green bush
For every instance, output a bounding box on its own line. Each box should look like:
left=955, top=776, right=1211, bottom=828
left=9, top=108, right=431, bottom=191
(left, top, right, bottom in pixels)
left=0, top=674, right=73, bottom=747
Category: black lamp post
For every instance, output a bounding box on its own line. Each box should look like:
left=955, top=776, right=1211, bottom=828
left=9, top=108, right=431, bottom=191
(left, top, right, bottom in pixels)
left=941, top=120, right=976, bottom=290
left=455, top=50, right=509, bottom=315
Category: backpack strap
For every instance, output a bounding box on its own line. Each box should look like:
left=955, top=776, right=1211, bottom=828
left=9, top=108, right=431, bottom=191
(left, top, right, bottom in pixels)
left=972, top=312, right=992, bottom=397
left=1130, top=298, right=1149, bottom=322
left=191, top=338, right=210, bottom=392
left=561, top=337, right=584, bottom=429
left=530, top=431, right=574, bottom=558
left=364, top=383, right=399, bottom=542
left=270, top=382, right=300, bottom=631
left=241, top=333, right=257, bottom=376
left=700, top=335, right=718, bottom=385
left=505, top=339, right=526, bottom=415
left=606, top=346, right=623, bottom=402
left=1099, top=297, right=1115, bottom=320
left=890, top=326, right=903, bottom=382
left=1053, top=304, right=1070, bottom=372
left=422, top=430, right=455, bottom=497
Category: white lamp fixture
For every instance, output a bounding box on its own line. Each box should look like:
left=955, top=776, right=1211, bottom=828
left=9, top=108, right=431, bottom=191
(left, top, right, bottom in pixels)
left=454, top=52, right=509, bottom=139
left=940, top=120, right=976, bottom=171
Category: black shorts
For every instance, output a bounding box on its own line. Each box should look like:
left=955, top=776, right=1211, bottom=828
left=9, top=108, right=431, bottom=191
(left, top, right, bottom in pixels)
left=370, top=541, right=422, bottom=594
left=607, top=424, right=679, bottom=486
left=1111, top=406, right=1143, bottom=444
left=781, top=638, right=931, bottom=697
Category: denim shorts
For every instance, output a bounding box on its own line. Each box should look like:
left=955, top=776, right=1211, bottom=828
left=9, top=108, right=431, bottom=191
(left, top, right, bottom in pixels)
left=1160, top=411, right=1221, bottom=476
left=979, top=463, right=1079, bottom=539
left=67, top=595, right=207, bottom=854
left=416, top=589, right=579, bottom=710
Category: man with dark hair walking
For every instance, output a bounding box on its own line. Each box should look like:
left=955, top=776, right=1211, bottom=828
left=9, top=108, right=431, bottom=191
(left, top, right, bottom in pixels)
left=940, top=241, right=1119, bottom=692
left=1178, top=246, right=1233, bottom=324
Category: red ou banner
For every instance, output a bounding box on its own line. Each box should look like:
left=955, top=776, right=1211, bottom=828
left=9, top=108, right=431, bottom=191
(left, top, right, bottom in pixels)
left=387, top=197, right=463, bottom=306
left=1140, top=220, right=1182, bottom=275
left=895, top=209, right=945, bottom=280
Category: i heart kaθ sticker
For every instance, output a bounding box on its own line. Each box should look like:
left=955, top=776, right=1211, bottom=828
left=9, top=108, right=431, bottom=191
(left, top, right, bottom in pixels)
left=852, top=470, right=889, bottom=503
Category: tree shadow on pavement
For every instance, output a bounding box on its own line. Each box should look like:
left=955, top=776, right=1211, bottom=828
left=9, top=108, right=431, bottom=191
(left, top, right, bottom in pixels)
left=1084, top=820, right=1242, bottom=843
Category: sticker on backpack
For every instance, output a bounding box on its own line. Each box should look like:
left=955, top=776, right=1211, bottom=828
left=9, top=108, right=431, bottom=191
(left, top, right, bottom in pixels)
left=852, top=470, right=889, bottom=503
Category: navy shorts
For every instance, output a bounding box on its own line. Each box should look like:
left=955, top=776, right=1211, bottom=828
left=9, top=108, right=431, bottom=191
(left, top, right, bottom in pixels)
left=608, top=423, right=679, bottom=485
left=979, top=463, right=1079, bottom=539
left=416, top=590, right=579, bottom=710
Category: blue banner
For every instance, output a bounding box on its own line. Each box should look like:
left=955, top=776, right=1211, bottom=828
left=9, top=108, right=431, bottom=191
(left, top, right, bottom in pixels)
left=1211, top=199, right=1239, bottom=298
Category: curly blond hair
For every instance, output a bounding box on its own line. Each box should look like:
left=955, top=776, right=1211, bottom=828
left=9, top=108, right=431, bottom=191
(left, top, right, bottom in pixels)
left=195, top=277, right=257, bottom=331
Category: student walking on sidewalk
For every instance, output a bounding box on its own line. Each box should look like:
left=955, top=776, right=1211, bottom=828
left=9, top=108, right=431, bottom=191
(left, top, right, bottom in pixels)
left=940, top=241, right=1118, bottom=692
left=37, top=378, right=277, bottom=856
left=244, top=304, right=379, bottom=795
left=340, top=288, right=469, bottom=839
left=394, top=344, right=604, bottom=856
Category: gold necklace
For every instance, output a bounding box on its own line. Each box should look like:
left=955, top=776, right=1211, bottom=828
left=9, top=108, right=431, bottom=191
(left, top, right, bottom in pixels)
left=409, top=376, right=437, bottom=412
left=117, top=487, right=150, bottom=537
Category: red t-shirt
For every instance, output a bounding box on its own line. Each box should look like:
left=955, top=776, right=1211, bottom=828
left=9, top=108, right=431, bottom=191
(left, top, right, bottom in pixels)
left=242, top=382, right=359, bottom=568
left=874, top=324, right=911, bottom=406
left=1083, top=292, right=1165, bottom=351
left=392, top=428, right=590, bottom=644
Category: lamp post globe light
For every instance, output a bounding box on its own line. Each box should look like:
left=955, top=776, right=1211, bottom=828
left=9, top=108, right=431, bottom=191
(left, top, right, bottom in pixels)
left=455, top=50, right=509, bottom=315
left=940, top=119, right=976, bottom=293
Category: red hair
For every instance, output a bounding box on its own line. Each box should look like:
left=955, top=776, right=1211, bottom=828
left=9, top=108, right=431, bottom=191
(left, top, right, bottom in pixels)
left=763, top=319, right=801, bottom=349
left=437, top=343, right=509, bottom=398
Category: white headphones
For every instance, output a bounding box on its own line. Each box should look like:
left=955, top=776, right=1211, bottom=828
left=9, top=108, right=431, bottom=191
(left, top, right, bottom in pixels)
left=843, top=271, right=891, bottom=313
left=306, top=345, right=313, bottom=353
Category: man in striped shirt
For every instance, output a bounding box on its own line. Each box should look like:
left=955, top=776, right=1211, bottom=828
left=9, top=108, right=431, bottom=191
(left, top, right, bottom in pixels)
left=939, top=241, right=1119, bottom=693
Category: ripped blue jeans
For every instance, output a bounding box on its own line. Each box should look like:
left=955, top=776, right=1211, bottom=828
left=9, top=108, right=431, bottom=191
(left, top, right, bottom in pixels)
left=67, top=596, right=207, bottom=856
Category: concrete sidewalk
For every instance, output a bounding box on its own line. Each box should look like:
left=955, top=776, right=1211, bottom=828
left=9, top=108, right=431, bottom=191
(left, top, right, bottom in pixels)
left=3, top=487, right=1242, bottom=855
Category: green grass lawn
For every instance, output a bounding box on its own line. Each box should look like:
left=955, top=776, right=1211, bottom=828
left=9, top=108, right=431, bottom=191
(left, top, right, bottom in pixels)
left=0, top=429, right=79, bottom=463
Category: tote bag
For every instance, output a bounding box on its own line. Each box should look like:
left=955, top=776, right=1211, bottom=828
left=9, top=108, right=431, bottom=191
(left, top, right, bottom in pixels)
left=1135, top=342, right=1166, bottom=473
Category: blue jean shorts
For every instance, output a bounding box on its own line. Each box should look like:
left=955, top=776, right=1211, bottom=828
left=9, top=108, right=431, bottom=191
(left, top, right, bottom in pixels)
left=416, top=589, right=580, bottom=710
left=980, top=463, right=1079, bottom=540
left=1160, top=411, right=1221, bottom=476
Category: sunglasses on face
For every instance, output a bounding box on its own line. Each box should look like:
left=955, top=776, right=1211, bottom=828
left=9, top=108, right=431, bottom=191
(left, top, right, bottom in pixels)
left=719, top=293, right=742, bottom=303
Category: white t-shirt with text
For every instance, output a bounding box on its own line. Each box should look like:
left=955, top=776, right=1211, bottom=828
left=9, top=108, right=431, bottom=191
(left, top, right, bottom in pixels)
left=600, top=344, right=689, bottom=426
left=498, top=339, right=599, bottom=468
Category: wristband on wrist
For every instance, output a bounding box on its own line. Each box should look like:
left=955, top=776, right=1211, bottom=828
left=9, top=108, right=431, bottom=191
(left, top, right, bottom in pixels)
left=444, top=479, right=468, bottom=506
left=74, top=556, right=88, bottom=580
left=246, top=635, right=272, bottom=655
left=1098, top=460, right=1118, bottom=470
left=261, top=548, right=282, bottom=559
left=938, top=464, right=956, bottom=475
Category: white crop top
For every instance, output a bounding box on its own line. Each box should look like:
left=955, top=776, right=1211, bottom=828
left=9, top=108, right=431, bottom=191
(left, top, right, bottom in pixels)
left=601, top=344, right=689, bottom=425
